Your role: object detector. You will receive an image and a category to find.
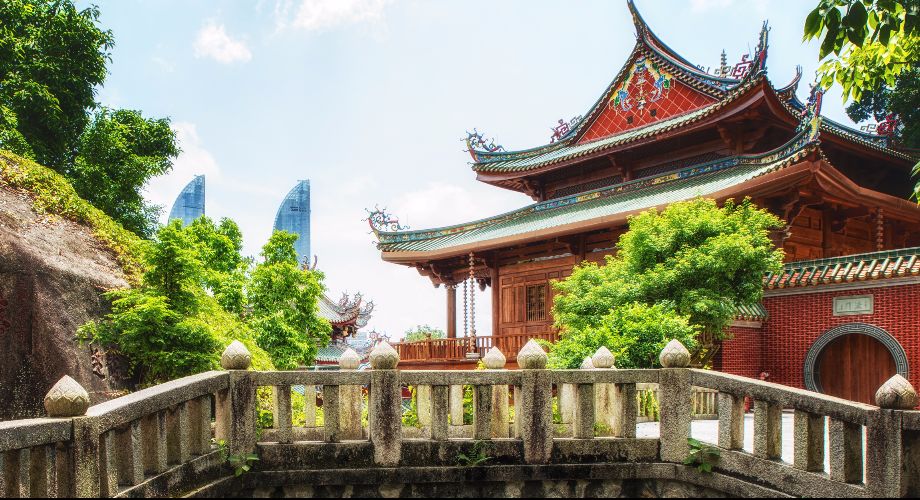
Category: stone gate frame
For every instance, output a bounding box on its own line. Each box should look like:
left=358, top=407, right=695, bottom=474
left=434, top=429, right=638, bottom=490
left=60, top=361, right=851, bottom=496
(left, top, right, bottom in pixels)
left=804, top=322, right=909, bottom=393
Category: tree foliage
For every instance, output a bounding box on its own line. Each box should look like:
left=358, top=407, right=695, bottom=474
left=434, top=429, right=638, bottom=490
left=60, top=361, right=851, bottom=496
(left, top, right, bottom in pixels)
left=804, top=0, right=920, bottom=198
left=69, top=109, right=178, bottom=237
left=404, top=324, right=447, bottom=342
left=845, top=68, right=920, bottom=147
left=549, top=199, right=784, bottom=368
left=248, top=231, right=332, bottom=370
left=546, top=302, right=698, bottom=369
left=0, top=0, right=112, bottom=167
left=78, top=219, right=271, bottom=383
left=804, top=0, right=918, bottom=101
left=0, top=1, right=179, bottom=237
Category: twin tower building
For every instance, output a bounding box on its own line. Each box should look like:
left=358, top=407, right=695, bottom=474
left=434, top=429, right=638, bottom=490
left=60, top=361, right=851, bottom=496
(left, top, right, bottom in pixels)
left=168, top=176, right=312, bottom=266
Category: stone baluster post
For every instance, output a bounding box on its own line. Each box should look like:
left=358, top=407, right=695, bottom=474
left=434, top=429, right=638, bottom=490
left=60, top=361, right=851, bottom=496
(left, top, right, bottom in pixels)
left=483, top=347, right=510, bottom=438
left=658, top=340, right=693, bottom=464
left=517, top=340, right=553, bottom=464
left=219, top=341, right=256, bottom=457
left=592, top=347, right=618, bottom=437
left=369, top=342, right=402, bottom=466
left=574, top=357, right=596, bottom=439
left=44, top=376, right=91, bottom=497
left=866, top=375, right=918, bottom=497
left=449, top=386, right=465, bottom=430
left=338, top=349, right=364, bottom=440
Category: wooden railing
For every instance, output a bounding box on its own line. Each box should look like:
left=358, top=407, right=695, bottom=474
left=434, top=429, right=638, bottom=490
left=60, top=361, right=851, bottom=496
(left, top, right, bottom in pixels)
left=394, top=332, right=560, bottom=363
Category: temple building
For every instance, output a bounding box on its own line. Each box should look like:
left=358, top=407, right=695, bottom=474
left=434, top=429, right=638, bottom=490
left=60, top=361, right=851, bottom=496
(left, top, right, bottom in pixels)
left=168, top=175, right=206, bottom=225
left=371, top=1, right=920, bottom=405
left=274, top=180, right=312, bottom=267
left=313, top=292, right=380, bottom=370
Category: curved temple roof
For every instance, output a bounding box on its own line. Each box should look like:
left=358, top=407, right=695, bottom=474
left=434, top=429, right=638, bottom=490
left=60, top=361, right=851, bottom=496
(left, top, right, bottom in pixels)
left=168, top=175, right=206, bottom=225
left=464, top=0, right=912, bottom=172
left=377, top=120, right=822, bottom=256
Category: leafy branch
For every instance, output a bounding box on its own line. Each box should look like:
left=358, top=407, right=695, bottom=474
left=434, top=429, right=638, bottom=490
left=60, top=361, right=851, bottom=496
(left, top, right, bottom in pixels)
left=214, top=438, right=260, bottom=477
left=684, top=438, right=721, bottom=474
left=457, top=441, right=492, bottom=467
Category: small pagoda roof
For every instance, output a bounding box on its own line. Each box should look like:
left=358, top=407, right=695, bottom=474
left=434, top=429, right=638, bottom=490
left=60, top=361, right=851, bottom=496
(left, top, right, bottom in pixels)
left=766, top=247, right=920, bottom=290
left=376, top=124, right=821, bottom=258
left=318, top=292, right=374, bottom=328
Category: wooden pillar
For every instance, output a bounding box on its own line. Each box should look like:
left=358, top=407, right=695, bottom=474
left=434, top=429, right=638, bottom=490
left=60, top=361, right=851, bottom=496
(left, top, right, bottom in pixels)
left=446, top=285, right=457, bottom=339
left=490, top=263, right=500, bottom=338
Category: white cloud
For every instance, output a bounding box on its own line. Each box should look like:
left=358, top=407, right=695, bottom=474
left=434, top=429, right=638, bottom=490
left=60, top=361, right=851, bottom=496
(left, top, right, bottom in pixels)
left=144, top=122, right=221, bottom=219
left=193, top=22, right=252, bottom=64
left=274, top=0, right=394, bottom=32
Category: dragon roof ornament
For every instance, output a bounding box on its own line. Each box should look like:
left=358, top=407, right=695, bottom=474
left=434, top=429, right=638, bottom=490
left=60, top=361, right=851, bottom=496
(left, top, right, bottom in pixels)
left=366, top=206, right=409, bottom=234
left=465, top=129, right=505, bottom=158
left=797, top=81, right=825, bottom=143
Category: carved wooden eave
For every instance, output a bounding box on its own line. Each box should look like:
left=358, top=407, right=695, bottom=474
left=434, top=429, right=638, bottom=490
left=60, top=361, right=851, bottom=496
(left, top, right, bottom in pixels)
left=382, top=157, right=920, bottom=267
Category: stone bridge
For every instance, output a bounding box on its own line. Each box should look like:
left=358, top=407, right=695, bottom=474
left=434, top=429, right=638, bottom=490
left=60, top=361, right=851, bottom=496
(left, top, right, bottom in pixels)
left=1, top=339, right=919, bottom=498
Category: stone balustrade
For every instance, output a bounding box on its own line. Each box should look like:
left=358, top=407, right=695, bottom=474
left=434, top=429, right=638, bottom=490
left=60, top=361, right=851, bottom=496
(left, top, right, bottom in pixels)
left=2, top=339, right=919, bottom=498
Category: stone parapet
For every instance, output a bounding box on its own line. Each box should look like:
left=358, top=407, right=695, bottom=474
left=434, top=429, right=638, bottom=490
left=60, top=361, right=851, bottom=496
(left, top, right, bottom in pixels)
left=3, top=340, right=920, bottom=498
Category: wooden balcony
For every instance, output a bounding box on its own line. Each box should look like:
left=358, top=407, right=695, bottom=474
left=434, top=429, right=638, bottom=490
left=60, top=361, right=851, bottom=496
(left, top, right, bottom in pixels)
left=393, top=332, right=560, bottom=369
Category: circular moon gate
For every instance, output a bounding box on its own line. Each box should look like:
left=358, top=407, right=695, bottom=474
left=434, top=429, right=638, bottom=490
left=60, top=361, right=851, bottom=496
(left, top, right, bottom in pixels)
left=804, top=323, right=908, bottom=397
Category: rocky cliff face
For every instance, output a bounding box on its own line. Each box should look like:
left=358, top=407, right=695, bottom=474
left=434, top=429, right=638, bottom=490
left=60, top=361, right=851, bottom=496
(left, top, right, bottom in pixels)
left=0, top=185, right=129, bottom=419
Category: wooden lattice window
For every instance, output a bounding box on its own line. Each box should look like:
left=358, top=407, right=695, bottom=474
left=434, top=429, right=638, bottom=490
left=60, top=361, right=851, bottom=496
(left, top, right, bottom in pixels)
left=526, top=284, right=547, bottom=322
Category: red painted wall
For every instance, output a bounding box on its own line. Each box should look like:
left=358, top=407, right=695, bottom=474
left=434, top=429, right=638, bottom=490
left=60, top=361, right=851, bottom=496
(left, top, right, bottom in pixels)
left=718, top=282, right=920, bottom=395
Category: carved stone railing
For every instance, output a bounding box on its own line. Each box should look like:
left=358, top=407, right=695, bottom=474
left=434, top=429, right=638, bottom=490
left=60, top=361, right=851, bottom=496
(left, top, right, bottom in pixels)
left=0, top=371, right=230, bottom=498
left=3, top=338, right=920, bottom=498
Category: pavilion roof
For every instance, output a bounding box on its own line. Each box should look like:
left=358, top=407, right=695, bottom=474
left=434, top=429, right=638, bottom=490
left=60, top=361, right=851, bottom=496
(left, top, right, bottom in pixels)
left=319, top=292, right=374, bottom=328
left=765, top=247, right=920, bottom=291
left=376, top=124, right=821, bottom=256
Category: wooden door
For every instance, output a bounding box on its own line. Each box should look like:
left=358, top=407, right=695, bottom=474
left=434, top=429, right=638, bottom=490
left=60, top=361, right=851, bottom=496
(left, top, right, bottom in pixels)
left=817, top=334, right=897, bottom=405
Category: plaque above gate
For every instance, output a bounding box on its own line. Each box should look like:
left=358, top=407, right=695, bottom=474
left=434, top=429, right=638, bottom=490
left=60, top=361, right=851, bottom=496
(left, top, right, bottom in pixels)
left=833, top=295, right=874, bottom=316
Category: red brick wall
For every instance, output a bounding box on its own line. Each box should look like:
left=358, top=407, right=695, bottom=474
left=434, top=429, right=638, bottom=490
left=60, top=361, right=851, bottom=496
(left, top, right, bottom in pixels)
left=716, top=325, right=764, bottom=380
left=719, top=282, right=920, bottom=393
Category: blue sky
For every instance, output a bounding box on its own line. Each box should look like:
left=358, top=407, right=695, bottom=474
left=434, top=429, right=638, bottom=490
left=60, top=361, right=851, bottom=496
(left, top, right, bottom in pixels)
left=90, top=0, right=863, bottom=339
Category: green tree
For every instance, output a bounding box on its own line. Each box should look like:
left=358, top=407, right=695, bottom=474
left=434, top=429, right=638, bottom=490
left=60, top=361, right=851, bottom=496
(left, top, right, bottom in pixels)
left=142, top=220, right=206, bottom=315
left=804, top=0, right=918, bottom=101
left=845, top=68, right=920, bottom=147
left=78, top=218, right=272, bottom=383
left=69, top=108, right=179, bottom=237
left=248, top=231, right=332, bottom=369
left=0, top=0, right=113, bottom=168
left=551, top=198, right=784, bottom=367
left=404, top=324, right=446, bottom=342
left=546, top=302, right=698, bottom=369
left=0, top=2, right=180, bottom=236
left=804, top=1, right=920, bottom=197
left=186, top=216, right=250, bottom=316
